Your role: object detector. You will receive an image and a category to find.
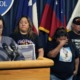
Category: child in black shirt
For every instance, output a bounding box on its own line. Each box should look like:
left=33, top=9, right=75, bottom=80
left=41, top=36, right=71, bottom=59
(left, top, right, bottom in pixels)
left=47, top=27, right=79, bottom=80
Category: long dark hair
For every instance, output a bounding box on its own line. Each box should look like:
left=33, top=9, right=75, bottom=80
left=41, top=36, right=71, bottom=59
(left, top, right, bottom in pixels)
left=14, top=16, right=36, bottom=39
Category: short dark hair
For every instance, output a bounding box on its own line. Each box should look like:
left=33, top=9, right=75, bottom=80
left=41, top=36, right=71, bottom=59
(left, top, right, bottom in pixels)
left=54, top=27, right=68, bottom=39
left=72, top=17, right=80, bottom=25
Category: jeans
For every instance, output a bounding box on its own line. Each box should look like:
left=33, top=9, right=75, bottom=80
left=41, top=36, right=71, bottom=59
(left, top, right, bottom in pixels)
left=50, top=74, right=73, bottom=80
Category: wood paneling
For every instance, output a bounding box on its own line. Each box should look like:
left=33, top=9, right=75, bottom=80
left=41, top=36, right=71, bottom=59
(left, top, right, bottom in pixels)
left=0, top=58, right=54, bottom=80
left=0, top=68, right=50, bottom=80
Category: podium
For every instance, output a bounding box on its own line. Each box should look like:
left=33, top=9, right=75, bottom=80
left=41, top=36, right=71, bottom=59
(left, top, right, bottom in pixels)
left=0, top=58, right=54, bottom=80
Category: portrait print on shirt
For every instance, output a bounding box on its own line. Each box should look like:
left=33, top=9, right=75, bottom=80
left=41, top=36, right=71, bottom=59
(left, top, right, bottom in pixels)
left=59, top=47, right=72, bottom=62
left=72, top=39, right=80, bottom=54
left=17, top=39, right=36, bottom=60
left=18, top=39, right=34, bottom=45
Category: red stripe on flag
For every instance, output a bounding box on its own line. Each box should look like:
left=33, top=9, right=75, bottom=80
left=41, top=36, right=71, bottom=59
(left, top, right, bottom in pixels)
left=32, top=26, right=39, bottom=34
left=39, top=1, right=66, bottom=41
left=49, top=11, right=66, bottom=40
left=39, top=4, right=53, bottom=33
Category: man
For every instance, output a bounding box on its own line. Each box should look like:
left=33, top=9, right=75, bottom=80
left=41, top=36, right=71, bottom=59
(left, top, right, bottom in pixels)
left=68, top=17, right=80, bottom=80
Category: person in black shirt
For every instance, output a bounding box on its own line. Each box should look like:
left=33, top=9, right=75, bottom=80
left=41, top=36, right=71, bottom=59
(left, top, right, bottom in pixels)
left=47, top=27, right=79, bottom=80
left=68, top=17, right=80, bottom=80
left=10, top=16, right=44, bottom=59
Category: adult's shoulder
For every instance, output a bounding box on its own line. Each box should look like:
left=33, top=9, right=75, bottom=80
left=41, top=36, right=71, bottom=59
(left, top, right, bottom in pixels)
left=32, top=32, right=38, bottom=37
left=68, top=31, right=75, bottom=38
left=2, top=36, right=16, bottom=44
left=30, top=32, right=39, bottom=40
left=68, top=31, right=74, bottom=35
left=10, top=32, right=19, bottom=37
left=9, top=32, right=20, bottom=39
left=3, top=36, right=13, bottom=40
left=47, top=39, right=57, bottom=48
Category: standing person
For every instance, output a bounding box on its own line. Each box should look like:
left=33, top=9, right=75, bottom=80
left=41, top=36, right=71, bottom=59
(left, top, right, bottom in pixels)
left=68, top=17, right=80, bottom=80
left=10, top=16, right=44, bottom=59
left=47, top=27, right=79, bottom=80
left=0, top=15, right=24, bottom=61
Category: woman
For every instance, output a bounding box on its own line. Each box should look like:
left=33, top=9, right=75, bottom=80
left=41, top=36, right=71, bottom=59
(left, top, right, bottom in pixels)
left=47, top=27, right=79, bottom=80
left=0, top=15, right=24, bottom=61
left=10, top=16, right=44, bottom=59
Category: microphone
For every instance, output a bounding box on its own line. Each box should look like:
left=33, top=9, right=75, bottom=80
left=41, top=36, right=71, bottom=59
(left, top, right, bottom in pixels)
left=10, top=43, right=19, bottom=60
left=2, top=43, right=14, bottom=60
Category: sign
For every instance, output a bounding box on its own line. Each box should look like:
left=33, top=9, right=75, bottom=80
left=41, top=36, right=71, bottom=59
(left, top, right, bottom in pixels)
left=0, top=0, right=14, bottom=16
left=17, top=44, right=36, bottom=60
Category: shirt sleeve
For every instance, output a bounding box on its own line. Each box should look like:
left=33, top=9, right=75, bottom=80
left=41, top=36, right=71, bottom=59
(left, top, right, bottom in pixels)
left=71, top=42, right=79, bottom=59
left=34, top=35, right=43, bottom=50
left=74, top=46, right=79, bottom=59
left=46, top=40, right=57, bottom=54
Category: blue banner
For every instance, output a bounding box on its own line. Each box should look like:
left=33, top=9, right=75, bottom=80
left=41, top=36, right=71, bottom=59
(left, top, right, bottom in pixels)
left=0, top=0, right=14, bottom=16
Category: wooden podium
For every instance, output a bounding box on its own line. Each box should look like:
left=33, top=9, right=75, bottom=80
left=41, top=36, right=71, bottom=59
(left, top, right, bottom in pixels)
left=0, top=58, right=54, bottom=80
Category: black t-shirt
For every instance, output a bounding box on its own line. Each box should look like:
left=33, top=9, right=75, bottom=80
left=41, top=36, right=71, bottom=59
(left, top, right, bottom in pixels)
left=68, top=31, right=80, bottom=74
left=68, top=31, right=80, bottom=55
left=47, top=40, right=79, bottom=79
left=10, top=32, right=43, bottom=58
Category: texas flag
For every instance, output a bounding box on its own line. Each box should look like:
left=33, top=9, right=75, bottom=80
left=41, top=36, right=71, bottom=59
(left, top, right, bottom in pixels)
left=39, top=0, right=66, bottom=41
left=16, top=0, right=38, bottom=34
left=67, top=0, right=80, bottom=31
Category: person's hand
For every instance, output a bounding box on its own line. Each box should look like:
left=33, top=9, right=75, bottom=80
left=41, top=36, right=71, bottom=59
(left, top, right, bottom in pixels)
left=73, top=70, right=77, bottom=76
left=59, top=39, right=68, bottom=46
left=37, top=56, right=44, bottom=60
